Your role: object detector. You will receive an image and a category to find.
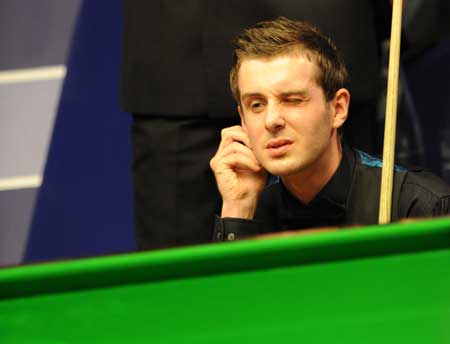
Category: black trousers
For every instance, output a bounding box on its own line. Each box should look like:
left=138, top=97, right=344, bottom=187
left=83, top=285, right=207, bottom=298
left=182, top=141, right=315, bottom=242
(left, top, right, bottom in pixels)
left=131, top=114, right=239, bottom=250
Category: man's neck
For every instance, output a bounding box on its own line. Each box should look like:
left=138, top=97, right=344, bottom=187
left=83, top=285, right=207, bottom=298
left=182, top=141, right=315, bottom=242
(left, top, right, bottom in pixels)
left=281, top=138, right=343, bottom=205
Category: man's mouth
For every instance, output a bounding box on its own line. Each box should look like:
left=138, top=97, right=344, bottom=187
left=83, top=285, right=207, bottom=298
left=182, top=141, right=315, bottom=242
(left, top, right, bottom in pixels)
left=266, top=139, right=293, bottom=157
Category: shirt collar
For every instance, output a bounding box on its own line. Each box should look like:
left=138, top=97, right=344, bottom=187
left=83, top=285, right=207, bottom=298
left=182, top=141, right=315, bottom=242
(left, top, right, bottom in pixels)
left=309, top=143, right=354, bottom=208
left=276, top=144, right=355, bottom=229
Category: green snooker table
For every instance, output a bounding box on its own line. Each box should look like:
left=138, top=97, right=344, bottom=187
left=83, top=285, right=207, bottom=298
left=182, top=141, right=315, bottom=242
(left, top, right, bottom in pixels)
left=1, top=218, right=449, bottom=343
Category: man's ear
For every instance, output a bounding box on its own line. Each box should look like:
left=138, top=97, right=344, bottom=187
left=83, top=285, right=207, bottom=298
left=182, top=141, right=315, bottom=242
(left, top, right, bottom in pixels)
left=331, top=88, right=350, bottom=129
left=238, top=105, right=247, bottom=131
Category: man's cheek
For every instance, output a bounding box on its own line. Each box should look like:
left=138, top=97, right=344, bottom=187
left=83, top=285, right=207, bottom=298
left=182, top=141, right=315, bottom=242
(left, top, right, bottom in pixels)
left=248, top=136, right=259, bottom=151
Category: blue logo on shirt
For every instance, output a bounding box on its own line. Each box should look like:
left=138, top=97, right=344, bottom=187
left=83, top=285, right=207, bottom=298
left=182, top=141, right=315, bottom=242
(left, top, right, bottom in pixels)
left=356, top=149, right=407, bottom=172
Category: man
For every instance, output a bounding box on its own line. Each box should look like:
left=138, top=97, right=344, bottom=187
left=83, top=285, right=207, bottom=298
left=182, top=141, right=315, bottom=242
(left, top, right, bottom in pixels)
left=210, top=17, right=450, bottom=241
left=121, top=1, right=391, bottom=250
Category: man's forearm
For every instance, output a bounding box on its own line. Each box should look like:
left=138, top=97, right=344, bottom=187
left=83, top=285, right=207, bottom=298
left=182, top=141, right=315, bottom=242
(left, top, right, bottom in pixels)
left=221, top=198, right=259, bottom=219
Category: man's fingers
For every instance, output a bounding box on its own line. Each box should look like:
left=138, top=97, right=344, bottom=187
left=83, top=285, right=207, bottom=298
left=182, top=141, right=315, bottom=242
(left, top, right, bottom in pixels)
left=219, top=126, right=252, bottom=149
left=211, top=124, right=263, bottom=175
left=221, top=141, right=259, bottom=162
left=220, top=154, right=262, bottom=172
left=219, top=142, right=261, bottom=171
left=211, top=143, right=261, bottom=173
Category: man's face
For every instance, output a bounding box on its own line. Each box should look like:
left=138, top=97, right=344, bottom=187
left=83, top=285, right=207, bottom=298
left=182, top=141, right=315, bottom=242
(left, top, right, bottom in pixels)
left=238, top=54, right=341, bottom=177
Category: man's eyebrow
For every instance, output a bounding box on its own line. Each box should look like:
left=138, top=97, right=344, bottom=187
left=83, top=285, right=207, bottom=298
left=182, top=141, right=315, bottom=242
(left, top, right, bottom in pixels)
left=241, top=90, right=308, bottom=99
left=280, top=90, right=308, bottom=97
left=241, top=92, right=263, bottom=100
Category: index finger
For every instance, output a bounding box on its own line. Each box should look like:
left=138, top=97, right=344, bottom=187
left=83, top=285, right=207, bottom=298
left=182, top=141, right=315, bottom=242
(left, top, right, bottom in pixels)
left=219, top=125, right=252, bottom=150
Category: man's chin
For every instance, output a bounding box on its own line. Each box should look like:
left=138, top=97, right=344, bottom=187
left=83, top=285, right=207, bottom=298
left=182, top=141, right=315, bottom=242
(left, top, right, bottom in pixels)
left=263, top=156, right=314, bottom=177
left=264, top=162, right=301, bottom=177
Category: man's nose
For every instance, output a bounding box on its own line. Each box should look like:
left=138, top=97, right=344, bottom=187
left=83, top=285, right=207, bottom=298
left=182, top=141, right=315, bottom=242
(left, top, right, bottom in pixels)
left=265, top=103, right=285, bottom=131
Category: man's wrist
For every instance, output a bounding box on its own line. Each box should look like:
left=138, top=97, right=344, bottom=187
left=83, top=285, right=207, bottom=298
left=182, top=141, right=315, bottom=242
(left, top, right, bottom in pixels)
left=221, top=200, right=258, bottom=219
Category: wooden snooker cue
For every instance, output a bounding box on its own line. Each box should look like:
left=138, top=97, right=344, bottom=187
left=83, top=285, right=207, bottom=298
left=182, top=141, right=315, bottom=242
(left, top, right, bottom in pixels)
left=378, top=0, right=403, bottom=224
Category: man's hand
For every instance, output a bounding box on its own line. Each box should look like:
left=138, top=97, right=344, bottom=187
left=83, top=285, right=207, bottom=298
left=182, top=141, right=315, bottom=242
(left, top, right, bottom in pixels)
left=210, top=125, right=267, bottom=219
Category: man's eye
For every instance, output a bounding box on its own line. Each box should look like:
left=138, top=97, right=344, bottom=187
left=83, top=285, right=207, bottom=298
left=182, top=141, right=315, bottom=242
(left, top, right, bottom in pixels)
left=285, top=98, right=303, bottom=104
left=249, top=101, right=264, bottom=111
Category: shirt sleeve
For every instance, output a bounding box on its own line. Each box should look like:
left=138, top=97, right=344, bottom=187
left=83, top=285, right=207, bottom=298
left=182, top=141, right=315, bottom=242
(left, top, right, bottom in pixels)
left=212, top=215, right=265, bottom=242
left=212, top=183, right=281, bottom=242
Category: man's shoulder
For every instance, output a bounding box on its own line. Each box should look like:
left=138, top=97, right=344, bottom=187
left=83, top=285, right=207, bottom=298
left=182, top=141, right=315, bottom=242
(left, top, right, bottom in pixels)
left=353, top=148, right=408, bottom=173
left=351, top=147, right=450, bottom=217
left=398, top=170, right=450, bottom=217
left=402, top=170, right=450, bottom=200
left=354, top=147, right=450, bottom=196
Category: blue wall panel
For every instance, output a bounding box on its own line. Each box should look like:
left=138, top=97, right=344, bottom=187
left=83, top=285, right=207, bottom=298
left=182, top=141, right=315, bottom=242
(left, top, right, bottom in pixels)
left=25, top=0, right=136, bottom=261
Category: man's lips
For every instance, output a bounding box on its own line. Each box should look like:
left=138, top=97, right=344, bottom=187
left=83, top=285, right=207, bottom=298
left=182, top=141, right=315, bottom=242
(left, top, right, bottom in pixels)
left=265, top=139, right=293, bottom=157
left=266, top=139, right=293, bottom=149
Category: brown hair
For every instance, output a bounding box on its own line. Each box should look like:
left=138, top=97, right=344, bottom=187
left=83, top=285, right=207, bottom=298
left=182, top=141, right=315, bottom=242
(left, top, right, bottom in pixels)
left=230, top=17, right=348, bottom=103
